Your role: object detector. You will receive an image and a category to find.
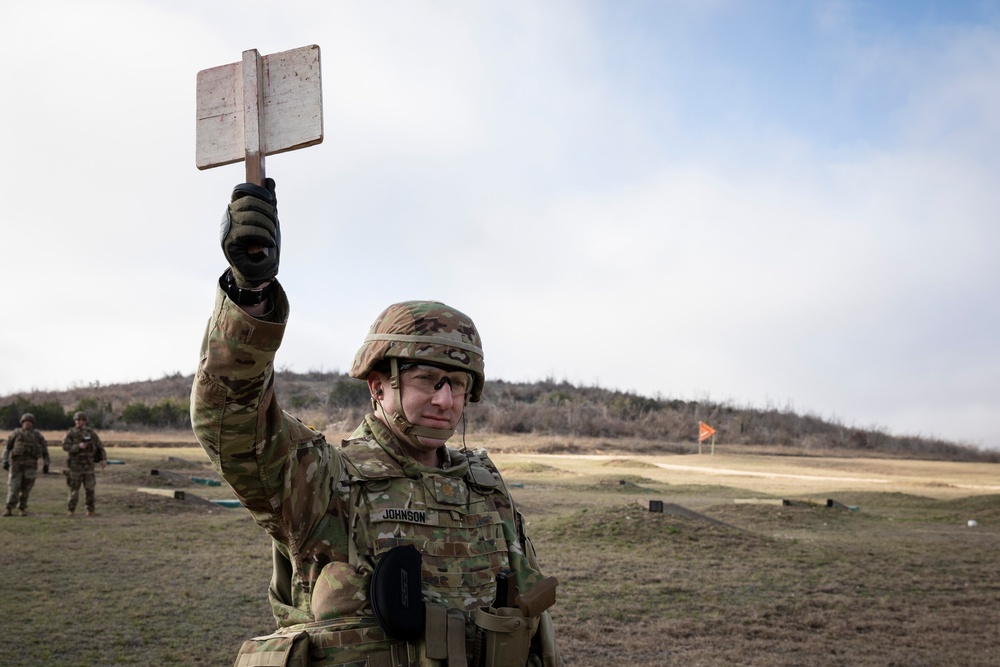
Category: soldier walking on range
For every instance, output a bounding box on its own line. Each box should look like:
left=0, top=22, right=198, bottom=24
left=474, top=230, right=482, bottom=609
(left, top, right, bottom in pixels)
left=62, top=411, right=107, bottom=516
left=3, top=413, right=51, bottom=517
left=192, top=180, right=563, bottom=666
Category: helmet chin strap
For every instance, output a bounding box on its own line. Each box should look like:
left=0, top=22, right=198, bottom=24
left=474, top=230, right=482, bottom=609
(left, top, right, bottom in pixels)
left=382, top=358, right=455, bottom=447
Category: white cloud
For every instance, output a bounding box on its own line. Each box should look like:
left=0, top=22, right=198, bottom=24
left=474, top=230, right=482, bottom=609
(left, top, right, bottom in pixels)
left=1, top=1, right=998, bottom=449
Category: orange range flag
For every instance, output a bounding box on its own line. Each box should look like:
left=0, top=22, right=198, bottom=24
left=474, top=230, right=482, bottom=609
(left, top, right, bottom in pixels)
left=698, top=421, right=716, bottom=443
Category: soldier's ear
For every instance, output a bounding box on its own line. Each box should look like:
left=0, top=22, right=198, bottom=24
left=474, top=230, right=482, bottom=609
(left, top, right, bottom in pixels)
left=367, top=375, right=385, bottom=400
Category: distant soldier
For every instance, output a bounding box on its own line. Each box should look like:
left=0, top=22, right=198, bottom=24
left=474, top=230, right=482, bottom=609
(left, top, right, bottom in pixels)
left=62, top=411, right=107, bottom=516
left=3, top=413, right=51, bottom=516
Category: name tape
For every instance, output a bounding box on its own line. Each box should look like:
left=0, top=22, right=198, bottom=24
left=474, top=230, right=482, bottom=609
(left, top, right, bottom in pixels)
left=377, top=508, right=438, bottom=525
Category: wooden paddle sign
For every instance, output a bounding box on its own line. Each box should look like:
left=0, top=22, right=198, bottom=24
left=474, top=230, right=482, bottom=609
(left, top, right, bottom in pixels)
left=196, top=45, right=323, bottom=185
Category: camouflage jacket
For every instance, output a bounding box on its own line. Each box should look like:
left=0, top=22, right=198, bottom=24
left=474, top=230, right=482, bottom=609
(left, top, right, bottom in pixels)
left=62, top=426, right=106, bottom=473
left=192, top=284, right=562, bottom=666
left=4, top=428, right=50, bottom=466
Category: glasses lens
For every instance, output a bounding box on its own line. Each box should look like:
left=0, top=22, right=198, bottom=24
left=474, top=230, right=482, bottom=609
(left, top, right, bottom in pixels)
left=400, top=364, right=472, bottom=397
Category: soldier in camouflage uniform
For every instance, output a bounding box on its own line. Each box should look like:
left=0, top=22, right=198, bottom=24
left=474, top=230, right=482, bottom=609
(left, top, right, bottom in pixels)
left=3, top=413, right=51, bottom=516
left=62, top=411, right=107, bottom=516
left=192, top=180, right=563, bottom=667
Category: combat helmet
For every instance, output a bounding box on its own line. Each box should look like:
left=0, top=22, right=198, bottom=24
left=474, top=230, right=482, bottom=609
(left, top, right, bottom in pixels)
left=350, top=300, right=485, bottom=401
left=73, top=411, right=88, bottom=421
left=19, top=413, right=35, bottom=425
left=349, top=300, right=485, bottom=445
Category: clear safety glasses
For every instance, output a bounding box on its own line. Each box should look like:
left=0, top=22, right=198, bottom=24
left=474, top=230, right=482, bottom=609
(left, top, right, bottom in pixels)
left=398, top=363, right=474, bottom=399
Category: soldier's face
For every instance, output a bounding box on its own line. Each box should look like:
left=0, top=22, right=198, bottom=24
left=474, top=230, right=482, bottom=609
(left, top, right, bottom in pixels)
left=369, top=368, right=465, bottom=451
left=21, top=421, right=34, bottom=430
left=75, top=418, right=86, bottom=426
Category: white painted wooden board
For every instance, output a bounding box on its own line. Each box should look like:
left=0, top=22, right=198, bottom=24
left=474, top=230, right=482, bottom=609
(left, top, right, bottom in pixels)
left=196, top=44, right=323, bottom=170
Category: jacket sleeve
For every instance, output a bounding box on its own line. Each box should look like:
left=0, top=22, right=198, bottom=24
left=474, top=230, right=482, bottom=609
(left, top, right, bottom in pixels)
left=190, top=283, right=342, bottom=548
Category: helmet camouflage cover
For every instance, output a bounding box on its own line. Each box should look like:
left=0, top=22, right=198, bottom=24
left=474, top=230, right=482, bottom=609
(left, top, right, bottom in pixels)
left=74, top=411, right=88, bottom=420
left=349, top=300, right=485, bottom=402
left=20, top=413, right=35, bottom=424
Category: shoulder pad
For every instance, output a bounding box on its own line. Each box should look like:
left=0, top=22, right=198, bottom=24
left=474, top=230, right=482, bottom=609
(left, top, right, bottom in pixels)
left=464, top=449, right=500, bottom=489
left=341, top=439, right=406, bottom=481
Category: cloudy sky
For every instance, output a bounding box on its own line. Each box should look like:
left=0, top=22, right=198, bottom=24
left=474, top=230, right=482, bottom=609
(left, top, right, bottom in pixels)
left=3, top=1, right=999, bottom=449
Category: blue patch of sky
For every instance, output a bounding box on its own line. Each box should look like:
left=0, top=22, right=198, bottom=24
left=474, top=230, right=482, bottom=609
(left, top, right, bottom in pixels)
left=586, top=0, right=1000, bottom=157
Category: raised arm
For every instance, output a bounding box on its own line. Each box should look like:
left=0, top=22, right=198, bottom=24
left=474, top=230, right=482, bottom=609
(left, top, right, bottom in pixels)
left=191, top=180, right=339, bottom=547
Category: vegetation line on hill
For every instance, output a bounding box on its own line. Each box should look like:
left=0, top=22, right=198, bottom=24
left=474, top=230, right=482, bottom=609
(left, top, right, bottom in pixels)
left=2, top=371, right=994, bottom=462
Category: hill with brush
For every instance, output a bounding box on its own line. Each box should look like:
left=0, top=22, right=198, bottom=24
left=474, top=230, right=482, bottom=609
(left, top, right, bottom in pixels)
left=2, top=371, right=994, bottom=462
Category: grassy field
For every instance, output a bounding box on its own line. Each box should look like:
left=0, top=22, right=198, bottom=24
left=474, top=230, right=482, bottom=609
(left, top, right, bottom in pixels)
left=2, top=432, right=999, bottom=666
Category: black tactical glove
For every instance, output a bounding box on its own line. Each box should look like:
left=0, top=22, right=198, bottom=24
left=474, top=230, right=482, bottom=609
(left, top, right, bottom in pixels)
left=2, top=461, right=8, bottom=471
left=43, top=464, right=49, bottom=474
left=220, top=179, right=280, bottom=287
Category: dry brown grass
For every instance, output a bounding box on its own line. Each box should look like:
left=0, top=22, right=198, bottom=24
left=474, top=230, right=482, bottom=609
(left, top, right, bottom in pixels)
left=494, top=448, right=1000, bottom=667
left=3, top=434, right=999, bottom=666
left=529, top=498, right=1000, bottom=666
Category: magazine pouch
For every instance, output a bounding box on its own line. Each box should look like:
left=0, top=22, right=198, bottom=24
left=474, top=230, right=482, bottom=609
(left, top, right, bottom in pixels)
left=233, top=620, right=412, bottom=667
left=234, top=629, right=310, bottom=667
left=473, top=607, right=532, bottom=667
